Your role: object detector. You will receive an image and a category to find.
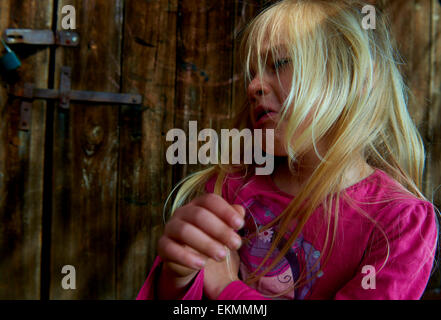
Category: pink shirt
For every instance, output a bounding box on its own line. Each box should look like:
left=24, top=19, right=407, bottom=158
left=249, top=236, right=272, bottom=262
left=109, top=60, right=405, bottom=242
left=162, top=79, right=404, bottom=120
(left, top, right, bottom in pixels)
left=137, top=168, right=438, bottom=300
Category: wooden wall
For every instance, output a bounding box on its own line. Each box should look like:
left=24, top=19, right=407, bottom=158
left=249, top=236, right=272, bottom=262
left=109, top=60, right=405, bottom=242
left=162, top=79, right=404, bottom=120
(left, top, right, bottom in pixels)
left=0, top=0, right=440, bottom=299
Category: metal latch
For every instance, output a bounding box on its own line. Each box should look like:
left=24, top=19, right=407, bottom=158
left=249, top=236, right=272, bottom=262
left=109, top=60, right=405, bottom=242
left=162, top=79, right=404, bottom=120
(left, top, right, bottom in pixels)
left=10, top=66, right=143, bottom=131
left=3, top=29, right=79, bottom=46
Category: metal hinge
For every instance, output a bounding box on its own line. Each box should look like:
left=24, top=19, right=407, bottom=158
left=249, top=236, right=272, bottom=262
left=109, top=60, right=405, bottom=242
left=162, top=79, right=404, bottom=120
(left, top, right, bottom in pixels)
left=10, top=66, right=143, bottom=131
left=3, top=29, right=79, bottom=46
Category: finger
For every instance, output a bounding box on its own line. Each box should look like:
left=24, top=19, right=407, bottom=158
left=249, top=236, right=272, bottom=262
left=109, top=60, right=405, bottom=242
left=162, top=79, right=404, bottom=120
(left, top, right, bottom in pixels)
left=166, top=219, right=229, bottom=262
left=158, top=236, right=206, bottom=270
left=181, top=206, right=242, bottom=250
left=232, top=204, right=246, bottom=219
left=193, top=194, right=244, bottom=230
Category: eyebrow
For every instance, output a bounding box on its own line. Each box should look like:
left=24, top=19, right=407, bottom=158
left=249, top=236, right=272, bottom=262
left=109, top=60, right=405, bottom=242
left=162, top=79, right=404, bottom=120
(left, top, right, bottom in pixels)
left=257, top=45, right=289, bottom=60
left=247, top=45, right=289, bottom=72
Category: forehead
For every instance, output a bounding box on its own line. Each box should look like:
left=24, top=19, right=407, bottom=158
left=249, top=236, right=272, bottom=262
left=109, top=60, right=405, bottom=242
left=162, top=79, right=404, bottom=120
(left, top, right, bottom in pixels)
left=245, top=1, right=330, bottom=60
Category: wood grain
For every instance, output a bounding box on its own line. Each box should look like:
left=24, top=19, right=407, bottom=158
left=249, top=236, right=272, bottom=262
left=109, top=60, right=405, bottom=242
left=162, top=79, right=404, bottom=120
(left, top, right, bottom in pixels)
left=427, top=0, right=441, bottom=213
left=421, top=0, right=441, bottom=299
left=117, top=0, right=177, bottom=299
left=231, top=0, right=265, bottom=119
left=0, top=0, right=52, bottom=299
left=49, top=0, right=123, bottom=299
left=172, top=0, right=236, bottom=187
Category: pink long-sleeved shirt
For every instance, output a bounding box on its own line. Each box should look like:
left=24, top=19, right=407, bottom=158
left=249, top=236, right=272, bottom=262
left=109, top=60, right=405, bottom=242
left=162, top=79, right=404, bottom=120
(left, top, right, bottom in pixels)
left=137, top=168, right=438, bottom=300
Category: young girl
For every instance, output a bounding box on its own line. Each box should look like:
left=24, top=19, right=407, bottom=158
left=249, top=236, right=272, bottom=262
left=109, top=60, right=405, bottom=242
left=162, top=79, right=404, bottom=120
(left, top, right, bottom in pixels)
left=137, top=0, right=439, bottom=300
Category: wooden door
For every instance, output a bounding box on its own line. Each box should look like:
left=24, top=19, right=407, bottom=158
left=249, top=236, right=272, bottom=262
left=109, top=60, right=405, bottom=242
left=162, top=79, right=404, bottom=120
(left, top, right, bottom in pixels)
left=0, top=0, right=439, bottom=300
left=0, top=0, right=265, bottom=299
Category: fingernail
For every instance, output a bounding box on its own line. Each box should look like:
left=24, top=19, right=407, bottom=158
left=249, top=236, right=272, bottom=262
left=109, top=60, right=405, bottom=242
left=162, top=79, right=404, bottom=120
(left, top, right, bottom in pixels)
left=215, top=249, right=227, bottom=261
left=230, top=236, right=242, bottom=250
left=233, top=217, right=244, bottom=230
left=194, top=258, right=205, bottom=269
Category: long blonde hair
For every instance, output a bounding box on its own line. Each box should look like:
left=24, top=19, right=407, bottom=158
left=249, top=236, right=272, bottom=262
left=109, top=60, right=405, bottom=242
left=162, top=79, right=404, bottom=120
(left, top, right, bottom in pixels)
left=165, top=0, right=436, bottom=297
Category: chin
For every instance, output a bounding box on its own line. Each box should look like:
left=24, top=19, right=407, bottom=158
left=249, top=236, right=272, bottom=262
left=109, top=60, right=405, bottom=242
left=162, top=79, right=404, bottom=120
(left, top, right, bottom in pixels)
left=263, top=148, right=288, bottom=157
left=252, top=121, right=288, bottom=156
left=261, top=136, right=287, bottom=156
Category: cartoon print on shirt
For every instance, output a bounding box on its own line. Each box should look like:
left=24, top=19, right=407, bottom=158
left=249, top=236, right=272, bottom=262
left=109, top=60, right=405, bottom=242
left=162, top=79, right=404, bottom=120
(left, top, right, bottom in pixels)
left=238, top=197, right=323, bottom=299
left=258, top=227, right=274, bottom=242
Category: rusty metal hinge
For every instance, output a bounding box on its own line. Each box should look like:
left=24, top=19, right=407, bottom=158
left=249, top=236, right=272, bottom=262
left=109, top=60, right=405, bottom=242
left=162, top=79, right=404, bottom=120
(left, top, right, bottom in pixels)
left=3, top=29, right=79, bottom=47
left=10, top=66, right=143, bottom=131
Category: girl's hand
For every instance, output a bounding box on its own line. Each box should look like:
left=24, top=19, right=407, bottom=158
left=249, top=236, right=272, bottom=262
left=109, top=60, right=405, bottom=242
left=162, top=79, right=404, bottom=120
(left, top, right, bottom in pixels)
left=203, top=248, right=240, bottom=299
left=157, top=194, right=245, bottom=296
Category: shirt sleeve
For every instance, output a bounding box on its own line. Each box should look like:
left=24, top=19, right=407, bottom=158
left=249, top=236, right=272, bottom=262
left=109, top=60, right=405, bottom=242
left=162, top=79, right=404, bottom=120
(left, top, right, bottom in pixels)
left=136, top=256, right=205, bottom=300
left=136, top=257, right=270, bottom=300
left=334, top=201, right=438, bottom=300
left=216, top=281, right=271, bottom=300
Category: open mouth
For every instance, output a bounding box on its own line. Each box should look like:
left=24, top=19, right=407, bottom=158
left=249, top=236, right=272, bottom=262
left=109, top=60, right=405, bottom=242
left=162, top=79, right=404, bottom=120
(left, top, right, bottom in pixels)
left=255, top=108, right=277, bottom=125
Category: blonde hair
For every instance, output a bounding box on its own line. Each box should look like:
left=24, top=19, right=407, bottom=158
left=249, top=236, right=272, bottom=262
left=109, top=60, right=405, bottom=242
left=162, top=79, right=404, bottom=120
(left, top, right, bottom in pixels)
left=165, top=0, right=438, bottom=297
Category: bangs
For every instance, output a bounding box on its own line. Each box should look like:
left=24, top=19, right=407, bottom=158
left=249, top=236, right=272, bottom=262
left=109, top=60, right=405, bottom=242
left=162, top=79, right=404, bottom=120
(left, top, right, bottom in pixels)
left=243, top=4, right=291, bottom=83
left=242, top=1, right=329, bottom=83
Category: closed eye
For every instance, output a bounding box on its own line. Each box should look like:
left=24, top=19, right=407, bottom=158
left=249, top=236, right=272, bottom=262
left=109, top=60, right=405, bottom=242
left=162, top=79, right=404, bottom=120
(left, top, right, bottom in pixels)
left=273, top=58, right=291, bottom=71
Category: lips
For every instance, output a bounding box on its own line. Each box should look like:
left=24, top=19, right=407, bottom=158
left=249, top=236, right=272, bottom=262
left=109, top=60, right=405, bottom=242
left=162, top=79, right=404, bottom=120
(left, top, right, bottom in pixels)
left=254, top=105, right=278, bottom=127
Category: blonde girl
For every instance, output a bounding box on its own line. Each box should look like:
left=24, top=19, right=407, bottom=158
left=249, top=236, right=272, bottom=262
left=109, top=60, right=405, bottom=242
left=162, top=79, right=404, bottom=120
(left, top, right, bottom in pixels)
left=137, top=0, right=439, bottom=300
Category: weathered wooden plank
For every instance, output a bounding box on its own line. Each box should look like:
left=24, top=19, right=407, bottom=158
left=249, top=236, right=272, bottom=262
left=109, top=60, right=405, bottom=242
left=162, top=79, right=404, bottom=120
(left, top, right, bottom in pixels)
left=427, top=0, right=441, bottom=216
left=117, top=0, right=178, bottom=299
left=49, top=0, right=123, bottom=299
left=231, top=0, right=266, bottom=119
left=172, top=0, right=236, bottom=187
left=421, top=0, right=441, bottom=299
left=0, top=0, right=52, bottom=299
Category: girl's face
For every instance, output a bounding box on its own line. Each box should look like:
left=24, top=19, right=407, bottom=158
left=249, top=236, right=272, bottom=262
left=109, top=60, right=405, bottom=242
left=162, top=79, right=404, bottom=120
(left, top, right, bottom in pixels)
left=247, top=48, right=302, bottom=156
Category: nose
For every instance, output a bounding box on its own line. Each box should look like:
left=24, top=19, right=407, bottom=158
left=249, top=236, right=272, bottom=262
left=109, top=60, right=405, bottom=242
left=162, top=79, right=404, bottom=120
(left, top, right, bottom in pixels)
left=247, top=75, right=270, bottom=102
